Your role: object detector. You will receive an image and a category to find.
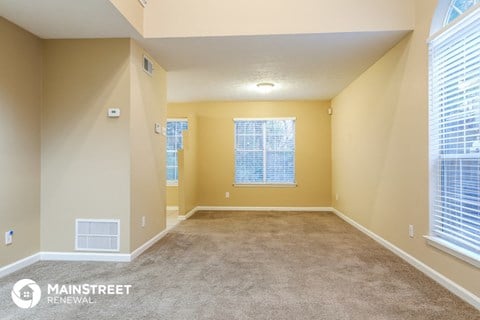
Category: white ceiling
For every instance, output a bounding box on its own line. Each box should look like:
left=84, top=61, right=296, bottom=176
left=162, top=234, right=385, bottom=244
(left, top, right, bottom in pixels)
left=0, top=0, right=140, bottom=38
left=0, top=0, right=409, bottom=102
left=145, top=32, right=407, bottom=102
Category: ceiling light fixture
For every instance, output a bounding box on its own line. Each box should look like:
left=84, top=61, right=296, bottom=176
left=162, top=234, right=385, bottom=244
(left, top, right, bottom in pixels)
left=256, top=82, right=275, bottom=93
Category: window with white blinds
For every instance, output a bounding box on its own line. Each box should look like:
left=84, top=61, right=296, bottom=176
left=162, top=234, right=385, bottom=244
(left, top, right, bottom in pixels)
left=234, top=118, right=295, bottom=185
left=429, top=4, right=480, bottom=263
left=166, top=119, right=188, bottom=184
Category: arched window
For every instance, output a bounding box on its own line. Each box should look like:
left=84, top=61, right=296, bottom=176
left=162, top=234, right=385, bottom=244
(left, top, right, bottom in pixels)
left=444, top=0, right=479, bottom=25
left=428, top=0, right=480, bottom=267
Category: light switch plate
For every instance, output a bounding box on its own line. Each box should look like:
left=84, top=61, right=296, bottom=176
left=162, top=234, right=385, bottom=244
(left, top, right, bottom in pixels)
left=5, top=230, right=13, bottom=245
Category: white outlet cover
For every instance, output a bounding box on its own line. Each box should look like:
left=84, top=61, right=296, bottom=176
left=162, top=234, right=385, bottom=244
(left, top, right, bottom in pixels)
left=108, top=108, right=120, bottom=118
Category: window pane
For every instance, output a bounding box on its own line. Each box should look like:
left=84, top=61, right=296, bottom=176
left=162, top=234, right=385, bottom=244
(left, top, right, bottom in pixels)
left=445, top=0, right=479, bottom=25
left=167, top=167, right=177, bottom=181
left=234, top=119, right=295, bottom=184
left=166, top=120, right=188, bottom=183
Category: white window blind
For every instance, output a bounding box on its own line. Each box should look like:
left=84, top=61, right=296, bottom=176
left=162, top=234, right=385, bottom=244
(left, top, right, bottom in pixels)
left=166, top=119, right=188, bottom=183
left=234, top=118, right=295, bottom=184
left=429, top=5, right=480, bottom=258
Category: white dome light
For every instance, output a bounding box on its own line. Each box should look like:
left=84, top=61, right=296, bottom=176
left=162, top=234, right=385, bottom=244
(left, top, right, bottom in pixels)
left=256, top=82, right=275, bottom=93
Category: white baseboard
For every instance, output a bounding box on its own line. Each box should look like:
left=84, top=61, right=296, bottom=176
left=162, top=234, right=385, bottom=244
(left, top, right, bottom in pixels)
left=196, top=206, right=332, bottom=212
left=178, top=207, right=198, bottom=220
left=166, top=206, right=179, bottom=213
left=331, top=208, right=480, bottom=311
left=40, top=251, right=131, bottom=262
left=0, top=253, right=41, bottom=278
left=0, top=226, right=172, bottom=278
left=177, top=206, right=332, bottom=221
left=130, top=228, right=169, bottom=261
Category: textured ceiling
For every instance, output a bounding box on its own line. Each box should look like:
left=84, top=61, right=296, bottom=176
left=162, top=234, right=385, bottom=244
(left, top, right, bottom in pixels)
left=144, top=32, right=408, bottom=102
left=0, top=0, right=409, bottom=102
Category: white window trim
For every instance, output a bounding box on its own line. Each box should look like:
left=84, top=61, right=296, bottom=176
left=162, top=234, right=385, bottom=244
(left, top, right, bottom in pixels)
left=166, top=180, right=178, bottom=187
left=424, top=236, right=480, bottom=268
left=233, top=117, right=296, bottom=121
left=167, top=118, right=188, bottom=122
left=233, top=183, right=297, bottom=188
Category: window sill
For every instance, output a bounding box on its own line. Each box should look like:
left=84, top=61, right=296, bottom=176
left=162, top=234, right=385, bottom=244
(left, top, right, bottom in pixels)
left=233, top=183, right=297, bottom=188
left=166, top=181, right=178, bottom=187
left=424, top=235, right=480, bottom=268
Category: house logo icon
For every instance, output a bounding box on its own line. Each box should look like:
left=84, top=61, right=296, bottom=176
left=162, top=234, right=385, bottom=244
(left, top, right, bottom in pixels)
left=11, top=279, right=41, bottom=309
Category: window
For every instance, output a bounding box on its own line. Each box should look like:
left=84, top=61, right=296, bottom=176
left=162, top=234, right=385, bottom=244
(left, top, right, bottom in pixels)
left=428, top=1, right=480, bottom=266
left=234, top=118, right=295, bottom=185
left=445, top=0, right=479, bottom=25
left=166, top=119, right=188, bottom=185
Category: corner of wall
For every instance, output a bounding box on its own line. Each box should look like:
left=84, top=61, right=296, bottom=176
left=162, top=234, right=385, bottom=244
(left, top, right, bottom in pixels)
left=128, top=40, right=168, bottom=252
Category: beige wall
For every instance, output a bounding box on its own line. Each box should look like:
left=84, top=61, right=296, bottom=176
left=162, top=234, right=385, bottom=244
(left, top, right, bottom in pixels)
left=109, top=0, right=144, bottom=35
left=166, top=186, right=178, bottom=207
left=0, top=18, right=42, bottom=267
left=144, top=0, right=414, bottom=38
left=179, top=118, right=198, bottom=215
left=129, top=40, right=167, bottom=251
left=331, top=0, right=480, bottom=296
left=164, top=112, right=198, bottom=215
left=168, top=101, right=331, bottom=208
left=42, top=39, right=132, bottom=253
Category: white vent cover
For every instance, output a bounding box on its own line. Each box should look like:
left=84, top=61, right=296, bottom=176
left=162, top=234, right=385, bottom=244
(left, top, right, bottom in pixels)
left=143, top=55, right=153, bottom=76
left=75, top=219, right=120, bottom=252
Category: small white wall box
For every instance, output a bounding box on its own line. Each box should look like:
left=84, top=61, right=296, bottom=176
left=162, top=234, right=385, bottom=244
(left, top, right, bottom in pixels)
left=154, top=123, right=161, bottom=134
left=5, top=230, right=13, bottom=245
left=108, top=108, right=120, bottom=118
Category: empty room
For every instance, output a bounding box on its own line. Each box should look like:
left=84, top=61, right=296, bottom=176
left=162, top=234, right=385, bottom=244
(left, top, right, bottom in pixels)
left=0, top=0, right=479, bottom=319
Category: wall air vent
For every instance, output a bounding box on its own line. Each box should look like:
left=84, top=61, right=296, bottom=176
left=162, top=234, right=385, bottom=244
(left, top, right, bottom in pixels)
left=75, top=219, right=120, bottom=252
left=143, top=55, right=153, bottom=76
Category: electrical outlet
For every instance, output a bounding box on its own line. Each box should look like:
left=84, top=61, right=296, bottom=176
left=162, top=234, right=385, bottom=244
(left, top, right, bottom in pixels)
left=142, top=216, right=146, bottom=228
left=225, top=192, right=230, bottom=199
left=5, top=230, right=13, bottom=245
left=408, top=225, right=414, bottom=238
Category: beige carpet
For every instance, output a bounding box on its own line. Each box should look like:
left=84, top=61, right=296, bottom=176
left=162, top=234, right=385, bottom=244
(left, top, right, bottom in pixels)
left=0, top=211, right=478, bottom=319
